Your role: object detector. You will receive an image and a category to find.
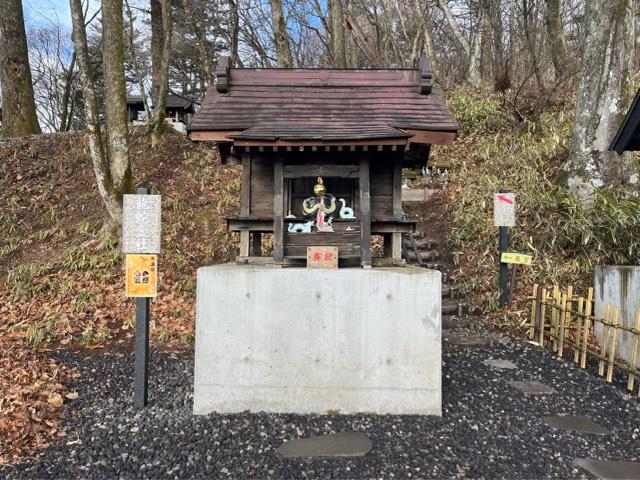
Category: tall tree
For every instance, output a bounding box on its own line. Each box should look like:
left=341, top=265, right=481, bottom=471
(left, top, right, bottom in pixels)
left=269, top=0, right=293, bottom=67
left=0, top=0, right=41, bottom=137
left=150, top=0, right=172, bottom=146
left=102, top=0, right=133, bottom=233
left=544, top=0, right=569, bottom=81
left=566, top=0, right=637, bottom=198
left=329, top=0, right=347, bottom=67
left=228, top=0, right=240, bottom=67
left=69, top=0, right=123, bottom=236
left=522, top=0, right=547, bottom=96
left=436, top=0, right=481, bottom=87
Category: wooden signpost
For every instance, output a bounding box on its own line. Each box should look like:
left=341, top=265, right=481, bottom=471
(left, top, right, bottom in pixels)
left=494, top=190, right=516, bottom=305
left=501, top=252, right=533, bottom=307
left=122, top=187, right=161, bottom=409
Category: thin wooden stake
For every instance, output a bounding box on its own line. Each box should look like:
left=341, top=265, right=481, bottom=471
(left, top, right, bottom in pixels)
left=565, top=285, right=573, bottom=355
left=551, top=286, right=559, bottom=351
left=606, top=307, right=619, bottom=383
left=627, top=312, right=640, bottom=391
left=581, top=287, right=593, bottom=369
left=539, top=287, right=547, bottom=347
left=599, top=304, right=611, bottom=377
left=530, top=284, right=539, bottom=340
left=558, top=291, right=568, bottom=358
left=574, top=296, right=585, bottom=364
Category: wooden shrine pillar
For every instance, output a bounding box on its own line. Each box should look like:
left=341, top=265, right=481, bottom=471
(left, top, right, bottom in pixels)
left=359, top=154, right=372, bottom=268
left=239, top=152, right=252, bottom=258
left=391, top=155, right=403, bottom=261
left=273, top=157, right=284, bottom=264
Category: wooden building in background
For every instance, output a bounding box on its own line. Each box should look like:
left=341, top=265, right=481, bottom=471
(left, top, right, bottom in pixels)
left=188, top=57, right=457, bottom=267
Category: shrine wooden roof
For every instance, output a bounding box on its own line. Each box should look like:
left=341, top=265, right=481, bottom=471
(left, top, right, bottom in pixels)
left=188, top=57, right=457, bottom=147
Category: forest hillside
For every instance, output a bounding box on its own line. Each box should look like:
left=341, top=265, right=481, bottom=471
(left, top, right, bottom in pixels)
left=2, top=88, right=640, bottom=463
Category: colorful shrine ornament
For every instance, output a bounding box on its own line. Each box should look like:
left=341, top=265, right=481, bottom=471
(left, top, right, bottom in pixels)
left=302, top=177, right=337, bottom=215
left=338, top=198, right=355, bottom=219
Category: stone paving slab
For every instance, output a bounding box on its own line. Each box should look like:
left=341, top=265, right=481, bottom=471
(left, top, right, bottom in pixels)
left=275, top=432, right=373, bottom=459
left=574, top=458, right=640, bottom=479
left=444, top=335, right=495, bottom=347
left=483, top=359, right=517, bottom=369
left=543, top=416, right=610, bottom=435
left=508, top=380, right=556, bottom=395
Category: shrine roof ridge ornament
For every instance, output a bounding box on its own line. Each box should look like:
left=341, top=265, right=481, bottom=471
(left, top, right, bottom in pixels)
left=188, top=56, right=457, bottom=148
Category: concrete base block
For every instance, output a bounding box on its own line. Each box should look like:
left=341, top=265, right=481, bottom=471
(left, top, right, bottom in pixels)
left=194, top=264, right=442, bottom=416
left=594, top=266, right=640, bottom=369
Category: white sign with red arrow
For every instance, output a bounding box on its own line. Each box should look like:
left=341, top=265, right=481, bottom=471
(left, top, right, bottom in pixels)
left=493, top=192, right=516, bottom=226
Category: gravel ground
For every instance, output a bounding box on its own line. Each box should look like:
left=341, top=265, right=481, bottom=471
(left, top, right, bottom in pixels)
left=2, top=332, right=639, bottom=480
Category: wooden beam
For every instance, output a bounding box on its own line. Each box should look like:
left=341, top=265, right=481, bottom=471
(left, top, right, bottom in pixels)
left=283, top=164, right=360, bottom=178
left=225, top=218, right=273, bottom=232
left=406, top=129, right=456, bottom=146
left=240, top=152, right=251, bottom=216
left=232, top=137, right=407, bottom=148
left=273, top=157, right=284, bottom=264
left=359, top=154, right=372, bottom=268
left=189, top=130, right=242, bottom=142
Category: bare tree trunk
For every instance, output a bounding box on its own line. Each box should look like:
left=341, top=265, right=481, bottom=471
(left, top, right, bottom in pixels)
left=102, top=0, right=133, bottom=233
left=150, top=0, right=172, bottom=147
left=125, top=0, right=151, bottom=119
left=269, top=0, right=293, bottom=67
left=436, top=0, right=481, bottom=87
left=544, top=0, right=570, bottom=81
left=59, top=53, right=77, bottom=132
left=329, top=0, right=347, bottom=67
left=0, top=0, right=41, bottom=137
left=522, top=0, right=547, bottom=95
left=182, top=0, right=214, bottom=86
left=228, top=0, right=240, bottom=67
left=566, top=0, right=637, bottom=198
left=69, top=0, right=122, bottom=234
left=150, top=0, right=163, bottom=100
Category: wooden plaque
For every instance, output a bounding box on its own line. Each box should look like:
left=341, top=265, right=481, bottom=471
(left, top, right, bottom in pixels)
left=306, top=246, right=339, bottom=269
left=126, top=254, right=158, bottom=297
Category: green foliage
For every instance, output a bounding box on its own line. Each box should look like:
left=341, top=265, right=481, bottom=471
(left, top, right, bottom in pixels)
left=445, top=89, right=640, bottom=313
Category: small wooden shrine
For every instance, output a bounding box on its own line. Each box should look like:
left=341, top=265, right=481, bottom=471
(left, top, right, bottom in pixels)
left=188, top=57, right=457, bottom=267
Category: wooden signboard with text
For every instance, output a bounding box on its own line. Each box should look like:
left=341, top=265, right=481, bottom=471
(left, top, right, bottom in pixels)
left=306, top=246, right=339, bottom=269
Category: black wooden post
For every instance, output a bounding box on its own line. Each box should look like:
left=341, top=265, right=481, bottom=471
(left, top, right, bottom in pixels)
left=134, top=186, right=151, bottom=409
left=134, top=296, right=150, bottom=409
left=498, top=188, right=509, bottom=306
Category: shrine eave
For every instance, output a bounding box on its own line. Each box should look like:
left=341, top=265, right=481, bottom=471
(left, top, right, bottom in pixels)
left=189, top=128, right=456, bottom=148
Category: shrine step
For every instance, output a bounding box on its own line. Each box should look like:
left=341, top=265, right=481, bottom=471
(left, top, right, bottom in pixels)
left=405, top=250, right=439, bottom=262
left=442, top=299, right=463, bottom=316
left=442, top=284, right=456, bottom=298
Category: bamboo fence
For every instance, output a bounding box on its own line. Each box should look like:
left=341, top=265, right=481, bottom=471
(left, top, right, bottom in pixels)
left=528, top=283, right=640, bottom=396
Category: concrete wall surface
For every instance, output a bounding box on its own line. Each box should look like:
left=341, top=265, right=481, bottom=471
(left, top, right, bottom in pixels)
left=594, top=266, right=640, bottom=369
left=194, top=264, right=442, bottom=416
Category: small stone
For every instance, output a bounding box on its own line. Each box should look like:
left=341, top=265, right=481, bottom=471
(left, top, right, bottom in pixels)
left=275, top=432, right=372, bottom=459
left=445, top=335, right=495, bottom=347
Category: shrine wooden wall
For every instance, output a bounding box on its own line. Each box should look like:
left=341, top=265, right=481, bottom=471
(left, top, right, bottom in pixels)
left=244, top=151, right=401, bottom=221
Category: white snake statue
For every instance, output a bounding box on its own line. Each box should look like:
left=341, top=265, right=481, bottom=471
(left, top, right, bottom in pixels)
left=338, top=198, right=355, bottom=219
